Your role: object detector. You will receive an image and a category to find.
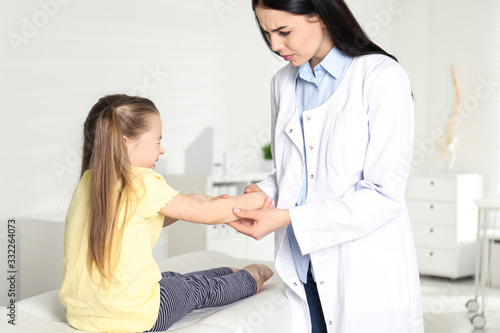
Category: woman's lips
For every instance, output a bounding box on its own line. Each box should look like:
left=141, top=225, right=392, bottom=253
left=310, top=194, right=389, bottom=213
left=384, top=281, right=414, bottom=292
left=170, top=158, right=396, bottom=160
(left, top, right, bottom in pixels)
left=282, top=54, right=295, bottom=61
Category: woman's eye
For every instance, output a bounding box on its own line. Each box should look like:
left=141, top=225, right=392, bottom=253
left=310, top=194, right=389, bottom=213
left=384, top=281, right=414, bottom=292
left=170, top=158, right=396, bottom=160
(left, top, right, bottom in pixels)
left=279, top=31, right=290, bottom=36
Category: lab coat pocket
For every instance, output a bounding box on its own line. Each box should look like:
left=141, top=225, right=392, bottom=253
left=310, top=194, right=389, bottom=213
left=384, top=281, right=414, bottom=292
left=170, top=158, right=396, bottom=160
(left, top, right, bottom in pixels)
left=344, top=241, right=410, bottom=313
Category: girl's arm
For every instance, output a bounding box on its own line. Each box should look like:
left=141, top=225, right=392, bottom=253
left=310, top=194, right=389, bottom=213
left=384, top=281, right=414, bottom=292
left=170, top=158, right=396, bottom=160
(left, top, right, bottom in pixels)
left=186, top=193, right=214, bottom=201
left=159, top=191, right=269, bottom=225
left=161, top=194, right=229, bottom=227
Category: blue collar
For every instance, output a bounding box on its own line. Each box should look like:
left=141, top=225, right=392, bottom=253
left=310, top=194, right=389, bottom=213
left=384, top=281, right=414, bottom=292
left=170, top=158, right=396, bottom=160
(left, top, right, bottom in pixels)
left=295, top=46, right=351, bottom=84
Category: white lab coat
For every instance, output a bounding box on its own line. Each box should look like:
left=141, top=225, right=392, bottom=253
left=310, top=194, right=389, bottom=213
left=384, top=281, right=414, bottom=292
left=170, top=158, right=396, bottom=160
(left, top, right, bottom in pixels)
left=258, top=54, right=424, bottom=333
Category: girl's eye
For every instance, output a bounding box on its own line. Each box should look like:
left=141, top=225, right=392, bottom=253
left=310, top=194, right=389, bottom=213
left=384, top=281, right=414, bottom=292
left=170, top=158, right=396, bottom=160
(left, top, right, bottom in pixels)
left=279, top=31, right=290, bottom=36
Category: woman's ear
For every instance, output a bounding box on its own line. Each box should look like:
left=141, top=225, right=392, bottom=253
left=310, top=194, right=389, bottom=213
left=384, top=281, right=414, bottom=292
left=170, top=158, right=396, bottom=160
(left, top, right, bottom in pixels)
left=307, top=14, right=326, bottom=28
left=318, top=16, right=326, bottom=28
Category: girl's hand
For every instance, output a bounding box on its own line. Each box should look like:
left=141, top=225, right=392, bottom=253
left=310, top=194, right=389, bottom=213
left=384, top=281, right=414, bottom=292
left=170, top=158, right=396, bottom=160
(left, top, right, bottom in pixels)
left=244, top=184, right=262, bottom=194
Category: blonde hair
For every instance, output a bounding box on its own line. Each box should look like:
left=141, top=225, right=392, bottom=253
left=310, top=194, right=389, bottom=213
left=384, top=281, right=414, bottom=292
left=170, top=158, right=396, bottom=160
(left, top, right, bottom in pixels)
left=82, top=94, right=159, bottom=280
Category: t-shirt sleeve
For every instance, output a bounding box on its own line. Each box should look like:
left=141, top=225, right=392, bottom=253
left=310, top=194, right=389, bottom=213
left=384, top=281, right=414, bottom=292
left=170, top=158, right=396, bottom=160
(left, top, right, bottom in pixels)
left=142, top=171, right=179, bottom=220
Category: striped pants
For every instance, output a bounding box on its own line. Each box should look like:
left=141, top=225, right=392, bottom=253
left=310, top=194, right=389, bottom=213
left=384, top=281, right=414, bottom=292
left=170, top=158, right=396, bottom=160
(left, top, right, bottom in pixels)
left=147, top=267, right=257, bottom=332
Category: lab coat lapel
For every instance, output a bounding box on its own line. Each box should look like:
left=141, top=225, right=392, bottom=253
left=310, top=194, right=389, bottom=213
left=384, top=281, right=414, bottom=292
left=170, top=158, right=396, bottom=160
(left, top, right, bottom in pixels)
left=284, top=107, right=304, bottom=157
left=280, top=65, right=304, bottom=157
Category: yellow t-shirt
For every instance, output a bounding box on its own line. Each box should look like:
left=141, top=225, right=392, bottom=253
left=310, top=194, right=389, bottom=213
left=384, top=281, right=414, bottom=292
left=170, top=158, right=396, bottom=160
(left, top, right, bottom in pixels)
left=59, top=167, right=179, bottom=333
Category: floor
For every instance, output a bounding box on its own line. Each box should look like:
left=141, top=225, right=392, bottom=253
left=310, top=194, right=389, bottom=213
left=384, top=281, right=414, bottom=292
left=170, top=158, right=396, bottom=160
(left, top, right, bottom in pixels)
left=421, top=275, right=500, bottom=332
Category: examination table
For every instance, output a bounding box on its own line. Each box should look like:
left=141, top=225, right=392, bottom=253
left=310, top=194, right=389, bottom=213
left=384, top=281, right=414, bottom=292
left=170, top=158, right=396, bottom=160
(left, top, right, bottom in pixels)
left=3, top=251, right=290, bottom=332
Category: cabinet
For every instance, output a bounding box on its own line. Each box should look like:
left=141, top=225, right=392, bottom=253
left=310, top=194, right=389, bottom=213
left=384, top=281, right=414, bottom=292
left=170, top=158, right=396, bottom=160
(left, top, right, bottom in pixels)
left=19, top=213, right=65, bottom=300
left=406, top=173, right=483, bottom=279
left=164, top=172, right=274, bottom=261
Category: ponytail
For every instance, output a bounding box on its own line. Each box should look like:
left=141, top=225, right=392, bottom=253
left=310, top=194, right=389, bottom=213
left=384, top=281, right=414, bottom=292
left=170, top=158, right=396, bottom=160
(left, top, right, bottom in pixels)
left=88, top=106, right=130, bottom=281
left=82, top=94, right=159, bottom=281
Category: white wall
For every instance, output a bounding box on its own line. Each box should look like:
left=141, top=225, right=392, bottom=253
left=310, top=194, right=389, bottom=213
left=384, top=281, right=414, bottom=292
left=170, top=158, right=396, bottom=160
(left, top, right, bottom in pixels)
left=351, top=0, right=500, bottom=197
left=390, top=0, right=499, bottom=197
left=0, top=0, right=283, bottom=306
left=0, top=0, right=282, bottom=219
left=0, top=0, right=498, bottom=305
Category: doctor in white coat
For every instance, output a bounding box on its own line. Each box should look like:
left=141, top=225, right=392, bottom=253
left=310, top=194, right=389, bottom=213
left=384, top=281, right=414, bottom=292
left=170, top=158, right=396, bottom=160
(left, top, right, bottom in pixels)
left=228, top=1, right=424, bottom=332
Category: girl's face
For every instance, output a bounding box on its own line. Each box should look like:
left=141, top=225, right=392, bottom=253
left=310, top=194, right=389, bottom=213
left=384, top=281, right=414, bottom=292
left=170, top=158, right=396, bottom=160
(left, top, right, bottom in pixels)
left=124, top=113, right=164, bottom=170
left=255, top=6, right=333, bottom=69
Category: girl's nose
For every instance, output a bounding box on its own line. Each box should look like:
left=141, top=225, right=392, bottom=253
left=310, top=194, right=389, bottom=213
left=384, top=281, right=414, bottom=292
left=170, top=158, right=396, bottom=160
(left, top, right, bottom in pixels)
left=160, top=145, right=165, bottom=155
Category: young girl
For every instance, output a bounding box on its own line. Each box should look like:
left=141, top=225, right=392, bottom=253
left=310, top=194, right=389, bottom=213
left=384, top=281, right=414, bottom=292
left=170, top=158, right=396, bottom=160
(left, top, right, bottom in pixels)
left=59, top=94, right=274, bottom=333
left=228, top=1, right=424, bottom=332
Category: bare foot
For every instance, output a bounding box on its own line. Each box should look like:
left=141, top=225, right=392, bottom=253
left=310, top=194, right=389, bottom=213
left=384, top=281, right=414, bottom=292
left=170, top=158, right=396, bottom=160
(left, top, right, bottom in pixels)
left=242, top=264, right=274, bottom=293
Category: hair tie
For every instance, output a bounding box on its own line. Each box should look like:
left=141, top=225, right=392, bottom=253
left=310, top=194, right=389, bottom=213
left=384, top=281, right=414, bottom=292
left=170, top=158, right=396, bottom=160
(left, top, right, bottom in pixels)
left=104, top=105, right=116, bottom=113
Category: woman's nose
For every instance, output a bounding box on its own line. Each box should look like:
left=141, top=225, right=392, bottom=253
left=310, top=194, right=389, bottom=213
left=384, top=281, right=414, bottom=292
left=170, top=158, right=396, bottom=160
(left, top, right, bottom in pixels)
left=269, top=35, right=283, bottom=52
left=160, top=145, right=165, bottom=155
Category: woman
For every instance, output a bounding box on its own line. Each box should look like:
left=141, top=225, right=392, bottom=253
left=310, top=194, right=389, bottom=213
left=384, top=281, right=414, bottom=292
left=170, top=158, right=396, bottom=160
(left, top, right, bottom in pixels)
left=228, top=1, right=424, bottom=332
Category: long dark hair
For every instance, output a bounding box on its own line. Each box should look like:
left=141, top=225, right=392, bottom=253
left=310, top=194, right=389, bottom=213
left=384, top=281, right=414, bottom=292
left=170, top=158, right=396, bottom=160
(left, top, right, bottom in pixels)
left=252, top=0, right=397, bottom=62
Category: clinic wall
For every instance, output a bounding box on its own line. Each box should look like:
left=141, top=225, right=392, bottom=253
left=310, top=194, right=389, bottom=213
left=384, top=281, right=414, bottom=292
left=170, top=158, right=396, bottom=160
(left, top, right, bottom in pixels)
left=0, top=0, right=285, bottom=220
left=352, top=0, right=500, bottom=198
left=0, top=0, right=281, bottom=306
left=390, top=0, right=500, bottom=197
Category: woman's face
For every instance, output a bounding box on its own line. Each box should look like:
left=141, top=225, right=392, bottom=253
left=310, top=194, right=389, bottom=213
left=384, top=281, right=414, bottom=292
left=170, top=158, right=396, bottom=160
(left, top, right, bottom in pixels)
left=255, top=6, right=333, bottom=68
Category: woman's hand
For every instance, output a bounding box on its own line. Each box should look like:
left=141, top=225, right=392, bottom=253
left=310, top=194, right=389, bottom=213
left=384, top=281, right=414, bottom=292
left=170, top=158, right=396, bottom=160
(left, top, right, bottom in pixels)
left=236, top=196, right=274, bottom=227
left=239, top=184, right=264, bottom=225
left=227, top=201, right=290, bottom=240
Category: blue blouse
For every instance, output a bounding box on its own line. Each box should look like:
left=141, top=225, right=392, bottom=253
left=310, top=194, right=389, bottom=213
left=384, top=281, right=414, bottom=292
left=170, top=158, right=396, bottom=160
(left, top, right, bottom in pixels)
left=288, top=46, right=353, bottom=283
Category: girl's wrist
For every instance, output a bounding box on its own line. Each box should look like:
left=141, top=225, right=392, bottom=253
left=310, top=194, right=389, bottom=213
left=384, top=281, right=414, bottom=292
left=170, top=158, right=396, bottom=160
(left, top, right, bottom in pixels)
left=278, top=209, right=292, bottom=227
